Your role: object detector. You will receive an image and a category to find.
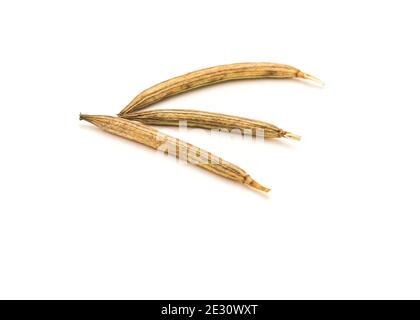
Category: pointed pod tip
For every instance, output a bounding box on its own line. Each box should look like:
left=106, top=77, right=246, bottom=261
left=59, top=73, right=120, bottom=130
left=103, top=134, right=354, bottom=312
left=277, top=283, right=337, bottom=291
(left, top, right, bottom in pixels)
left=297, top=71, right=324, bottom=87
left=245, top=177, right=271, bottom=193
left=118, top=103, right=136, bottom=116
left=284, top=132, right=301, bottom=141
left=118, top=112, right=134, bottom=119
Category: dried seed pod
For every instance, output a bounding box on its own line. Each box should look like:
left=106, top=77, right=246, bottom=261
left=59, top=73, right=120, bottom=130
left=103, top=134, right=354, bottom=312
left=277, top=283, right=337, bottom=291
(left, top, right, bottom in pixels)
left=121, top=109, right=301, bottom=140
left=80, top=114, right=270, bottom=192
left=119, top=62, right=323, bottom=115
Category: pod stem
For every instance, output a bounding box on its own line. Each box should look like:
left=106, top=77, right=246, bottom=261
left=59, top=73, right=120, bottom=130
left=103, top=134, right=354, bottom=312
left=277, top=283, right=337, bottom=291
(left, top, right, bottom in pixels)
left=80, top=113, right=94, bottom=123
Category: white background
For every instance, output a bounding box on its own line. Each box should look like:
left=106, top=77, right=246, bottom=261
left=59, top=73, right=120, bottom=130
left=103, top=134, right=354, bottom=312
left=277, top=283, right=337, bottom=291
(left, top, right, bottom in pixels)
left=0, top=1, right=419, bottom=299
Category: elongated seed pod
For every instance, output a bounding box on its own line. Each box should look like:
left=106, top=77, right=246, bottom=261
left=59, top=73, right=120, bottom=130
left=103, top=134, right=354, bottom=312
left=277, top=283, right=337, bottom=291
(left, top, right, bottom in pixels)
left=121, top=109, right=301, bottom=140
left=80, top=114, right=270, bottom=192
left=119, top=62, right=323, bottom=115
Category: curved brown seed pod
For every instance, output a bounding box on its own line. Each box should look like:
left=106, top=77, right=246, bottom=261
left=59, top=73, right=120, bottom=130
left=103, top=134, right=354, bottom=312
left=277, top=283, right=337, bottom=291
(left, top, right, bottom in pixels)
left=121, top=109, right=301, bottom=140
left=80, top=114, right=270, bottom=192
left=119, top=62, right=323, bottom=115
